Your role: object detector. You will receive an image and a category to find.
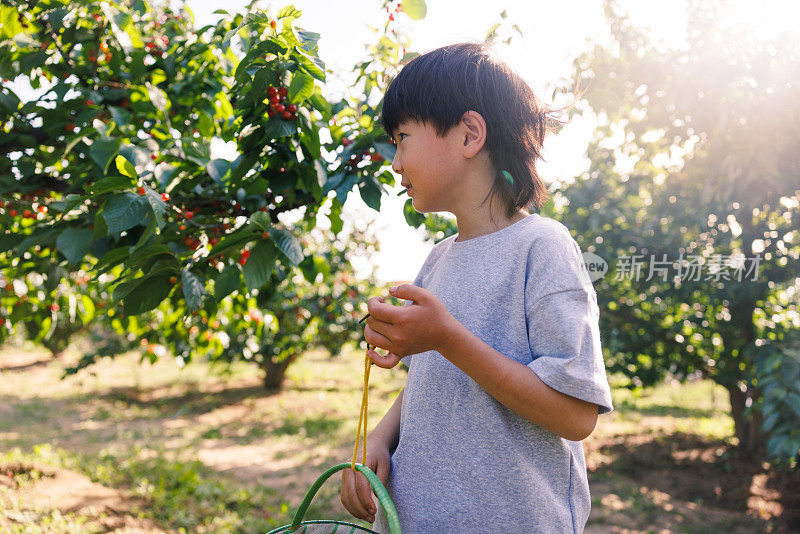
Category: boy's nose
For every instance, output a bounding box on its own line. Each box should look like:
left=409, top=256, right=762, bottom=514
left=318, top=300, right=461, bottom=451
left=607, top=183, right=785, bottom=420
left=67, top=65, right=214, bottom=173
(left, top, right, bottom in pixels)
left=391, top=151, right=402, bottom=174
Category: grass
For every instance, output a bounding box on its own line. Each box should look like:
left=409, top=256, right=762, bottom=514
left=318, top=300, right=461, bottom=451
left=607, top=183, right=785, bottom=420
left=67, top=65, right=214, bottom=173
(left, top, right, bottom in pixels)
left=0, top=337, right=790, bottom=533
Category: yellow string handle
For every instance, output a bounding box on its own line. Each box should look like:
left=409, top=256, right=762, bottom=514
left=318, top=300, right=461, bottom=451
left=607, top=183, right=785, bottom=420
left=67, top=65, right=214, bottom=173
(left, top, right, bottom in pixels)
left=351, top=344, right=374, bottom=470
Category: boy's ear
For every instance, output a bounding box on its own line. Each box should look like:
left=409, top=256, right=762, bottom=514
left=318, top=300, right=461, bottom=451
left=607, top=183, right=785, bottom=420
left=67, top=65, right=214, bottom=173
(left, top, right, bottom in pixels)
left=460, top=110, right=487, bottom=158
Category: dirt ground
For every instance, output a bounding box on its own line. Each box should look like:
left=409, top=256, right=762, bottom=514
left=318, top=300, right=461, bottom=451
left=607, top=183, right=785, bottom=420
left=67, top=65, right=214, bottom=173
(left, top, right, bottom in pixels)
left=1, top=345, right=798, bottom=533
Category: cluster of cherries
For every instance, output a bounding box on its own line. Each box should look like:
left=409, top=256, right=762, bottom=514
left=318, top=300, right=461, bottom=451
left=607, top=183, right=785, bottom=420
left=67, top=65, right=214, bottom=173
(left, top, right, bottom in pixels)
left=3, top=191, right=49, bottom=219
left=266, top=85, right=298, bottom=120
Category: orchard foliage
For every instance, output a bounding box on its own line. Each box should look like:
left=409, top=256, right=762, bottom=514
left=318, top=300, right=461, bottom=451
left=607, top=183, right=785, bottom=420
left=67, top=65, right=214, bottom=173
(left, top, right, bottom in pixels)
left=1, top=0, right=332, bottom=321
left=557, top=0, right=800, bottom=467
left=0, top=0, right=428, bottom=386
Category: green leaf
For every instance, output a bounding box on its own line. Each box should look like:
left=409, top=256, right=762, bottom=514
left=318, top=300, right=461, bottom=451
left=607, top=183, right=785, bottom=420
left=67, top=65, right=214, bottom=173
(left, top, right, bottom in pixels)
left=108, top=105, right=131, bottom=126
left=131, top=214, right=157, bottom=251
left=56, top=228, right=95, bottom=266
left=277, top=6, right=302, bottom=19
left=0, top=233, right=24, bottom=253
left=182, top=269, right=207, bottom=311
left=122, top=274, right=174, bottom=315
left=115, top=155, right=138, bottom=179
left=288, top=70, right=314, bottom=103
left=182, top=137, right=211, bottom=167
left=249, top=211, right=272, bottom=232
left=374, top=142, right=396, bottom=162
left=359, top=175, right=384, bottom=211
left=401, top=0, right=427, bottom=20
left=296, top=52, right=325, bottom=81
left=101, top=193, right=150, bottom=234
left=95, top=246, right=130, bottom=274
left=269, top=227, right=303, bottom=266
left=207, top=159, right=232, bottom=182
left=125, top=244, right=173, bottom=268
left=89, top=138, right=123, bottom=173
left=244, top=240, right=278, bottom=291
left=214, top=264, right=241, bottom=301
left=113, top=276, right=143, bottom=302
left=208, top=228, right=258, bottom=257
left=0, top=88, right=21, bottom=112
left=296, top=29, right=321, bottom=53
left=87, top=176, right=135, bottom=196
left=262, top=117, right=298, bottom=139
left=143, top=187, right=168, bottom=229
left=308, top=87, right=331, bottom=119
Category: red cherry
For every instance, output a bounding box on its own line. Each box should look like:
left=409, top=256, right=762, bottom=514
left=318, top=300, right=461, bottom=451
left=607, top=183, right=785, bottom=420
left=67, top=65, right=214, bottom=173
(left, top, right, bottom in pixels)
left=9, top=209, right=17, bottom=217
left=278, top=87, right=288, bottom=98
left=94, top=14, right=102, bottom=22
left=238, top=256, right=247, bottom=266
left=342, top=138, right=352, bottom=146
left=184, top=211, right=194, bottom=219
left=267, top=86, right=278, bottom=97
left=286, top=104, right=297, bottom=113
left=85, top=99, right=95, bottom=106
left=151, top=154, right=157, bottom=160
left=269, top=95, right=280, bottom=105
left=289, top=113, right=297, bottom=120
left=241, top=250, right=250, bottom=259
left=50, top=304, right=59, bottom=311
left=23, top=209, right=34, bottom=218
left=169, top=276, right=177, bottom=284
left=275, top=104, right=285, bottom=113
left=161, top=193, right=169, bottom=201
left=65, top=123, right=75, bottom=132
left=259, top=206, right=267, bottom=212
left=267, top=109, right=276, bottom=118
left=270, top=20, right=277, bottom=29
left=138, top=186, right=145, bottom=195
left=282, top=111, right=292, bottom=120
left=38, top=205, right=47, bottom=213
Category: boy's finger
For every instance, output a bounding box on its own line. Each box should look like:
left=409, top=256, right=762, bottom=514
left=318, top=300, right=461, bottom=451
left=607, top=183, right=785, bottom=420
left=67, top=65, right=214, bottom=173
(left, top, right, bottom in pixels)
left=341, top=470, right=361, bottom=516
left=367, top=350, right=402, bottom=369
left=342, top=469, right=370, bottom=519
left=356, top=472, right=376, bottom=517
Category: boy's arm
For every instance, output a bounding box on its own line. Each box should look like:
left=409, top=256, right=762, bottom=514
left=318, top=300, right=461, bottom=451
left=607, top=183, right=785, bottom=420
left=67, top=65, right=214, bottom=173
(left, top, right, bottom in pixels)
left=439, top=323, right=598, bottom=441
left=369, top=388, right=404, bottom=452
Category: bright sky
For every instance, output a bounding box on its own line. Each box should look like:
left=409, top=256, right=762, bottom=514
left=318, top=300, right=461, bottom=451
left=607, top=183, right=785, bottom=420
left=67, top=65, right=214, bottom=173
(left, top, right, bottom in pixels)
left=11, top=0, right=799, bottom=284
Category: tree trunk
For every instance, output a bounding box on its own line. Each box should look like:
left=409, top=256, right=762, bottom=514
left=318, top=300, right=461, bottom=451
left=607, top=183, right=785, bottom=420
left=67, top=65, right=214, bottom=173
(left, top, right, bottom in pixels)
left=261, top=356, right=294, bottom=391
left=727, top=384, right=767, bottom=456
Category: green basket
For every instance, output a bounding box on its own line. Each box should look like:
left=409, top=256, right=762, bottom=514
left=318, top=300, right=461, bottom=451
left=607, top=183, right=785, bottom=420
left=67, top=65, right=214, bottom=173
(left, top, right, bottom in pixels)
left=266, top=462, right=401, bottom=534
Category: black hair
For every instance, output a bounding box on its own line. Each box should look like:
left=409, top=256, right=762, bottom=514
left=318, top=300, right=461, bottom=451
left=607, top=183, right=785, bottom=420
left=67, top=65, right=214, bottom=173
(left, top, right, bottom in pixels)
left=381, top=41, right=577, bottom=220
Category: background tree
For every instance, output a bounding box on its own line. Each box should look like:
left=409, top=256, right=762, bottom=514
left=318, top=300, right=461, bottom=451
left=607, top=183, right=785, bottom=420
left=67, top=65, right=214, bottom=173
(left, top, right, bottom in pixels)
left=555, top=0, right=799, bottom=466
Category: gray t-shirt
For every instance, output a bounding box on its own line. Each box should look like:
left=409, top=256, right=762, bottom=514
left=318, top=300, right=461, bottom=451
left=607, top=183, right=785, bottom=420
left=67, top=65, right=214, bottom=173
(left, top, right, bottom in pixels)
left=373, top=213, right=614, bottom=534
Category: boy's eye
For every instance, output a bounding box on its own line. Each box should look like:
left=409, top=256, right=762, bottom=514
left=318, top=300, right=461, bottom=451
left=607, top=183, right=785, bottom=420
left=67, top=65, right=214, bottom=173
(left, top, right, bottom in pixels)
left=396, top=133, right=407, bottom=142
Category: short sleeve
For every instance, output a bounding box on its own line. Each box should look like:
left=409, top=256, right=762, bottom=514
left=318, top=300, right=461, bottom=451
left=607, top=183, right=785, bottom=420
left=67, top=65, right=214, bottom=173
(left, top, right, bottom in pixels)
left=524, top=223, right=614, bottom=415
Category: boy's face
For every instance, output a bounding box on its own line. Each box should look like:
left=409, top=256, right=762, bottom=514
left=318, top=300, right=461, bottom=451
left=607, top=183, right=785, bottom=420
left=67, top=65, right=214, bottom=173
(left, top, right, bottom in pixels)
left=390, top=119, right=465, bottom=214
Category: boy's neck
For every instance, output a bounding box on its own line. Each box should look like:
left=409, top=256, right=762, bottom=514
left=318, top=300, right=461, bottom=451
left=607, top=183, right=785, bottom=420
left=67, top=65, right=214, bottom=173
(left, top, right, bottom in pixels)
left=454, top=205, right=530, bottom=243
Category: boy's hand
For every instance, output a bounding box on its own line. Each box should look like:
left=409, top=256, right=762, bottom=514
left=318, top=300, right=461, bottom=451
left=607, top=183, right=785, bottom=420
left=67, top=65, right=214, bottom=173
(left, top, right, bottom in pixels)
left=364, top=284, right=457, bottom=369
left=340, top=435, right=391, bottom=524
